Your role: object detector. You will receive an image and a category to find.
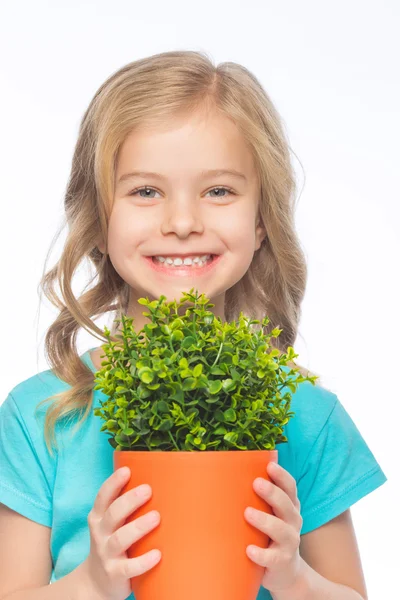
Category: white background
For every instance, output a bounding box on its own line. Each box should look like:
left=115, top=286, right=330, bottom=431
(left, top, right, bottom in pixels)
left=1, top=1, right=399, bottom=597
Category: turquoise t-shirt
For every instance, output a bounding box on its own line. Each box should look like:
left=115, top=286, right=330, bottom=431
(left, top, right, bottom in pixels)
left=0, top=349, right=387, bottom=599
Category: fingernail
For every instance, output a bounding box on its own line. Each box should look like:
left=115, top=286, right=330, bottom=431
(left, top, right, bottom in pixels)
left=136, top=484, right=152, bottom=497
left=256, top=478, right=271, bottom=492
left=149, top=549, right=161, bottom=562
left=148, top=510, right=160, bottom=523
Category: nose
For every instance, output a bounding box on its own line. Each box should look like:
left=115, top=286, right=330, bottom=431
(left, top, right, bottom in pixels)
left=160, top=196, right=205, bottom=237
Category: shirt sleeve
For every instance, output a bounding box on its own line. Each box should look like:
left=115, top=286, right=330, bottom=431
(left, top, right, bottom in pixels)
left=297, top=395, right=388, bottom=535
left=0, top=392, right=53, bottom=527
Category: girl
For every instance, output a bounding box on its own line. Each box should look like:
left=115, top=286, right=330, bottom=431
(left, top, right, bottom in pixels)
left=0, top=50, right=386, bottom=600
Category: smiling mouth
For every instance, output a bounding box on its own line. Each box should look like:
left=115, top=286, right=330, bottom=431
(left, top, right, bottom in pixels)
left=151, top=255, right=215, bottom=267
left=144, top=254, right=221, bottom=275
left=148, top=253, right=218, bottom=259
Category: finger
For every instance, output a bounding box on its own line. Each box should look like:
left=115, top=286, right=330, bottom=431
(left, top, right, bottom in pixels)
left=253, top=478, right=298, bottom=527
left=106, top=510, right=161, bottom=557
left=101, top=483, right=152, bottom=537
left=244, top=508, right=296, bottom=547
left=246, top=545, right=280, bottom=568
left=266, top=462, right=299, bottom=508
left=91, top=467, right=131, bottom=519
left=124, top=548, right=162, bottom=578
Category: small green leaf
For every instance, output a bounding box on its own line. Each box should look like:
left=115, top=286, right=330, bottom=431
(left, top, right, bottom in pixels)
left=179, top=369, right=192, bottom=379
left=138, top=367, right=155, bottom=384
left=182, top=336, right=197, bottom=349
left=182, top=377, right=197, bottom=390
left=115, top=386, right=129, bottom=393
left=193, top=364, right=203, bottom=377
left=214, top=426, right=227, bottom=435
left=116, top=398, right=129, bottom=408
left=171, top=330, right=184, bottom=341
left=208, top=380, right=222, bottom=394
left=224, top=408, right=236, bottom=422
left=146, top=383, right=160, bottom=390
left=157, top=400, right=170, bottom=413
left=222, top=378, right=236, bottom=392
left=224, top=432, right=238, bottom=443
left=137, top=298, right=149, bottom=305
left=210, top=366, right=225, bottom=375
left=157, top=419, right=174, bottom=431
left=122, top=428, right=134, bottom=436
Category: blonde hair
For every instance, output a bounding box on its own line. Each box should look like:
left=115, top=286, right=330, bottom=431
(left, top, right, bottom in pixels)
left=36, top=50, right=320, bottom=457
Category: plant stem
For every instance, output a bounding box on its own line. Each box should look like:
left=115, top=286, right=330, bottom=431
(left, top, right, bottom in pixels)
left=211, top=332, right=225, bottom=368
left=168, top=430, right=180, bottom=450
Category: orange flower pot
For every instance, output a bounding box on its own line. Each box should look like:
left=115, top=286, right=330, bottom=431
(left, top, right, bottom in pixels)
left=114, top=449, right=278, bottom=600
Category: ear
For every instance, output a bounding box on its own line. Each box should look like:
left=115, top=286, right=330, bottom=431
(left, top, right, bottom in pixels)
left=255, top=222, right=267, bottom=252
left=97, top=240, right=106, bottom=254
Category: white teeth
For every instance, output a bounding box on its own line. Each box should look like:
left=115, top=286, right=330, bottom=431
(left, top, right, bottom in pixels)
left=154, top=254, right=212, bottom=267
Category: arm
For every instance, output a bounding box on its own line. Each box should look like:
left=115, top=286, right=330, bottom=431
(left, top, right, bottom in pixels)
left=271, top=510, right=368, bottom=600
left=2, top=561, right=98, bottom=600
left=271, top=556, right=365, bottom=600
left=0, top=503, right=102, bottom=600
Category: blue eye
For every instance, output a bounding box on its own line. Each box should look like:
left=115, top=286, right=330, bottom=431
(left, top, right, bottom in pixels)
left=128, top=186, right=234, bottom=200
left=128, top=187, right=160, bottom=199
left=206, top=187, right=234, bottom=199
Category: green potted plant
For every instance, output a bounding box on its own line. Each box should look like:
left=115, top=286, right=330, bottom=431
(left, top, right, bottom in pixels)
left=93, top=288, right=318, bottom=600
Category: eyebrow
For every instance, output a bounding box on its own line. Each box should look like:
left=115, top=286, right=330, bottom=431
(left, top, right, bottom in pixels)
left=117, top=169, right=247, bottom=185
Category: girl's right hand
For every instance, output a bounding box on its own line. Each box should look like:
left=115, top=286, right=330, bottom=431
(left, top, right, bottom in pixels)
left=81, top=466, right=161, bottom=600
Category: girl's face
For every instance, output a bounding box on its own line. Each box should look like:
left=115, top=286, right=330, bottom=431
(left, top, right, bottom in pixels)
left=100, top=108, right=266, bottom=331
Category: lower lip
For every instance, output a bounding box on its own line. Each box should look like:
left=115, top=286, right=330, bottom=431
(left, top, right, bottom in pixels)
left=144, top=255, right=222, bottom=276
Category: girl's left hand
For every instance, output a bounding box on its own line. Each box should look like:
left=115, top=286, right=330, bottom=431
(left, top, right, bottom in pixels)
left=244, top=461, right=305, bottom=593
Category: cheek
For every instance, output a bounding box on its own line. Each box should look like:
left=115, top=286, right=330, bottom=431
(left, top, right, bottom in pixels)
left=107, top=206, right=149, bottom=251
left=220, top=215, right=256, bottom=252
